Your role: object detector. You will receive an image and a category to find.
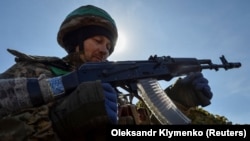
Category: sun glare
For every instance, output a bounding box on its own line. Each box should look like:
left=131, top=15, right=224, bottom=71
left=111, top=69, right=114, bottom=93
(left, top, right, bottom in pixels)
left=115, top=30, right=127, bottom=53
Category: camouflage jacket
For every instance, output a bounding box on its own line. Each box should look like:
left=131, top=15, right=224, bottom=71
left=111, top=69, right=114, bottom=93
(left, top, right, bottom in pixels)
left=0, top=49, right=108, bottom=141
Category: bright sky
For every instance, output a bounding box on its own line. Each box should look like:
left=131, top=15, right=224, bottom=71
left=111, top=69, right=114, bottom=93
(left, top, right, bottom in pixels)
left=0, top=0, right=249, bottom=124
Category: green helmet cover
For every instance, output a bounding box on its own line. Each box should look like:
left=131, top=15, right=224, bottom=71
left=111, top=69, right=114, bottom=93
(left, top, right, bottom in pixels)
left=57, top=5, right=118, bottom=54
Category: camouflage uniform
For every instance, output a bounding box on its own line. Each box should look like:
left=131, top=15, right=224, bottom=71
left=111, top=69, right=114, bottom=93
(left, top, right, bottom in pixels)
left=0, top=48, right=76, bottom=140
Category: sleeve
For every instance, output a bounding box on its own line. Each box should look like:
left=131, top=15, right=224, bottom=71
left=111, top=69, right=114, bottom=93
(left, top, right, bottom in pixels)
left=0, top=61, right=57, bottom=117
left=0, top=78, right=31, bottom=117
left=0, top=75, right=55, bottom=117
left=49, top=81, right=110, bottom=140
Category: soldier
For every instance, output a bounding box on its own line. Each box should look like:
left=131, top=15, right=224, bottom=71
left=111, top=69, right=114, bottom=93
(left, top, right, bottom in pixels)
left=0, top=5, right=213, bottom=141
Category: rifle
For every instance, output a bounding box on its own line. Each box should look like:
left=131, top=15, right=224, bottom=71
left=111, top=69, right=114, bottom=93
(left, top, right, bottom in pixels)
left=0, top=55, right=241, bottom=124
left=61, top=55, right=241, bottom=124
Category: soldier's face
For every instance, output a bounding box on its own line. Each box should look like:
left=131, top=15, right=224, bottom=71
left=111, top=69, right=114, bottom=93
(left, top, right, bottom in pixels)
left=80, top=35, right=111, bottom=62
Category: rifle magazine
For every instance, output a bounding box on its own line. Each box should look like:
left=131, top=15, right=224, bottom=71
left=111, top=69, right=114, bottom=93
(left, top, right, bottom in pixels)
left=137, top=78, right=191, bottom=125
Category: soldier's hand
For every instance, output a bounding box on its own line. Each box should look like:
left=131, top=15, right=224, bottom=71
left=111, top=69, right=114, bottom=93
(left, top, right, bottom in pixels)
left=102, top=83, right=118, bottom=124
left=166, top=72, right=213, bottom=108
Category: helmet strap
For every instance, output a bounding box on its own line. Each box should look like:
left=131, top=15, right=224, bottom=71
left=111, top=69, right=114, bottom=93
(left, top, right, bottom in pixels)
left=78, top=40, right=85, bottom=54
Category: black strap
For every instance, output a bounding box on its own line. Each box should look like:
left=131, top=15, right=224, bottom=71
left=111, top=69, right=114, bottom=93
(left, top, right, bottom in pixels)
left=27, top=78, right=45, bottom=107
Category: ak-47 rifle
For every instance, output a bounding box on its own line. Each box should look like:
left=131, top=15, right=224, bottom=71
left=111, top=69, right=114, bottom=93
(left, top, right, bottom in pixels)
left=0, top=55, right=241, bottom=124
left=61, top=55, right=241, bottom=124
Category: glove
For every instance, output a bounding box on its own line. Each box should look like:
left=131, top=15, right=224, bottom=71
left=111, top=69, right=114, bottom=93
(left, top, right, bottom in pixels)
left=102, top=83, right=118, bottom=124
left=166, top=72, right=213, bottom=108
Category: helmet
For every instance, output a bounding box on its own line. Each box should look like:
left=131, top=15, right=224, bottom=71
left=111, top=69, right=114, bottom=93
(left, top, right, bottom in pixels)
left=57, top=5, right=118, bottom=54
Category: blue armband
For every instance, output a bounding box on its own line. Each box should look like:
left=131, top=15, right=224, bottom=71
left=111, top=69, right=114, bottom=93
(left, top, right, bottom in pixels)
left=48, top=76, right=65, bottom=97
